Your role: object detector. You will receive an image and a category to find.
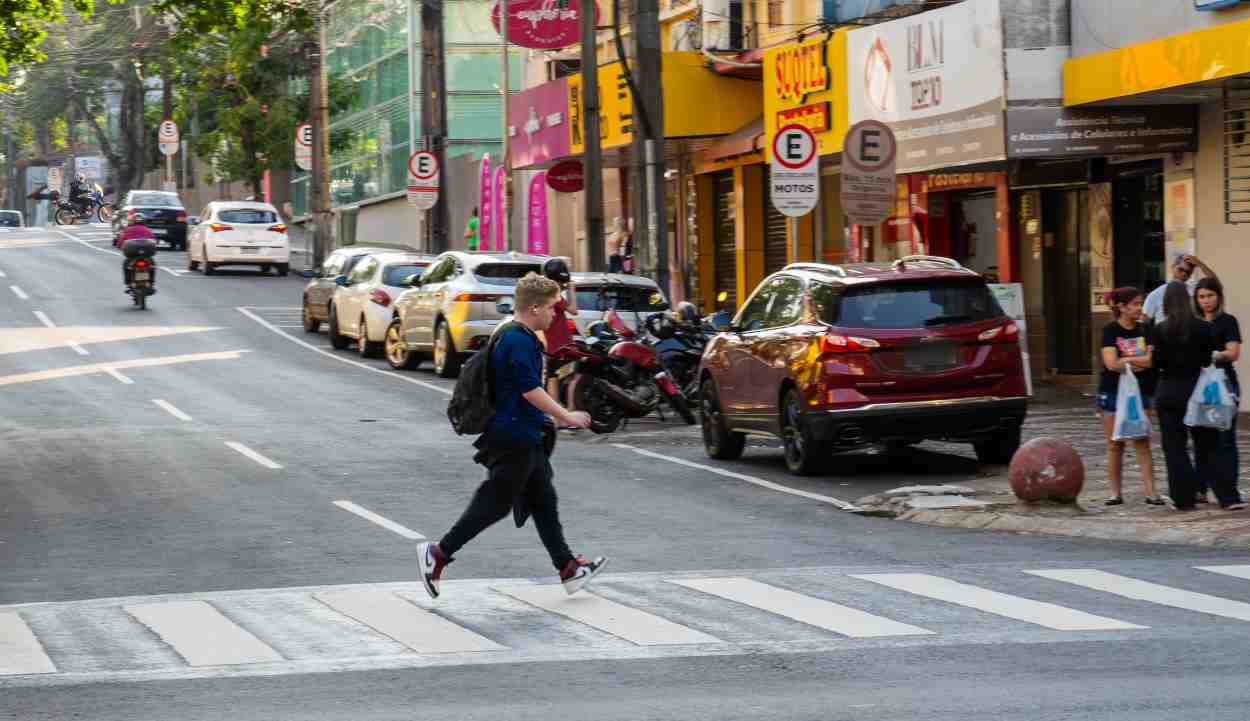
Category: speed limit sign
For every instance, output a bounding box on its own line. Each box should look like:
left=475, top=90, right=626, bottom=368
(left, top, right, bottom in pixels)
left=294, top=123, right=313, bottom=171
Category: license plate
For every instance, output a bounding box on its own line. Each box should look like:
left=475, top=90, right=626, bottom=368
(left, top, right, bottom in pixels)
left=904, top=343, right=958, bottom=371
left=133, top=271, right=150, bottom=281
left=556, top=361, right=577, bottom=379
left=241, top=247, right=259, bottom=255
left=152, top=228, right=166, bottom=235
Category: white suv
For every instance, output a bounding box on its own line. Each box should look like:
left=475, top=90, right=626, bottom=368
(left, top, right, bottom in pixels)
left=187, top=201, right=290, bottom=276
left=385, top=251, right=546, bottom=376
left=327, top=252, right=435, bottom=357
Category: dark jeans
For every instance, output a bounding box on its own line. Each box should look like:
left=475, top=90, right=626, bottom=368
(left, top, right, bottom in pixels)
left=439, top=444, right=574, bottom=571
left=1157, top=402, right=1223, bottom=508
left=1206, top=378, right=1241, bottom=504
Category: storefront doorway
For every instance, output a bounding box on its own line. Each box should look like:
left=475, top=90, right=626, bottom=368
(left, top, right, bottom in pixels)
left=1042, top=188, right=1093, bottom=375
left=1112, top=160, right=1166, bottom=295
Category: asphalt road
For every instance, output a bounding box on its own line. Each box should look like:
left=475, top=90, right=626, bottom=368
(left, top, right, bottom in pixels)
left=4, top=223, right=1250, bottom=721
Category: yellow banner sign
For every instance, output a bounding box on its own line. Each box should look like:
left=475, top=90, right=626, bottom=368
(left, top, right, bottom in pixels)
left=764, top=33, right=849, bottom=160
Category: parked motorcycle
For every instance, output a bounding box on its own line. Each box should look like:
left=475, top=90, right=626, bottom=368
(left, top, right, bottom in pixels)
left=654, top=315, right=710, bottom=404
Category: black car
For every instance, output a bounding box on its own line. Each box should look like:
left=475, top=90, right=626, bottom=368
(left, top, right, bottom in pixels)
left=112, top=190, right=188, bottom=250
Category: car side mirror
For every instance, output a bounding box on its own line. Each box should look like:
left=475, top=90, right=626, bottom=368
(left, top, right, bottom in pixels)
left=334, top=275, right=349, bottom=286
left=496, top=296, right=515, bottom=315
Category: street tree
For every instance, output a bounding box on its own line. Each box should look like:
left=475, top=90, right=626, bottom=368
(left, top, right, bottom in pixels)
left=0, top=0, right=95, bottom=82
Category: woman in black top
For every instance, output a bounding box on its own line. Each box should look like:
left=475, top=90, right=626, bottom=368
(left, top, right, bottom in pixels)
left=1195, top=278, right=1244, bottom=509
left=1149, top=282, right=1220, bottom=510
left=1097, top=287, right=1160, bottom=505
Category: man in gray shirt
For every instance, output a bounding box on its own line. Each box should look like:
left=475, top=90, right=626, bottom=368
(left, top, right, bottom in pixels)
left=1142, top=254, right=1217, bottom=323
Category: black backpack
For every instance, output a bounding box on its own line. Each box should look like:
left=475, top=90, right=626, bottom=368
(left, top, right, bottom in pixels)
left=447, top=321, right=517, bottom=435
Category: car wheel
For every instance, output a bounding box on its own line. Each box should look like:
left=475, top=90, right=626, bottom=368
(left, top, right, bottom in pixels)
left=358, top=316, right=383, bottom=358
left=187, top=251, right=199, bottom=271
left=202, top=249, right=216, bottom=275
left=328, top=305, right=350, bottom=350
left=277, top=263, right=290, bottom=277
left=385, top=319, right=421, bottom=370
left=302, top=302, right=320, bottom=333
left=433, top=320, right=462, bottom=378
left=700, top=378, right=745, bottom=461
left=781, top=388, right=827, bottom=476
left=974, top=426, right=1022, bottom=466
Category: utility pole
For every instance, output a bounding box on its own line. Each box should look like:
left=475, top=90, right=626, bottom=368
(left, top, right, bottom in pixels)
left=421, top=0, right=450, bottom=252
left=630, top=0, right=667, bottom=293
left=307, top=2, right=333, bottom=267
left=581, top=0, right=605, bottom=271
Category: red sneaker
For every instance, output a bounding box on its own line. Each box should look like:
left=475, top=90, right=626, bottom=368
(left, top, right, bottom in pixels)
left=560, top=555, right=608, bottom=595
left=417, top=542, right=451, bottom=599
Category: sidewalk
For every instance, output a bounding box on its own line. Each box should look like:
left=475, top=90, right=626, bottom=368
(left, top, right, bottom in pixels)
left=862, top=382, right=1250, bottom=549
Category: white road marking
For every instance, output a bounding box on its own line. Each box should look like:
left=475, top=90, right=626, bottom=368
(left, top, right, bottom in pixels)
left=9, top=285, right=28, bottom=300
left=498, top=585, right=722, bottom=646
left=66, top=341, right=89, bottom=356
left=125, top=601, right=284, bottom=666
left=1028, top=569, right=1250, bottom=622
left=32, top=310, right=55, bottom=328
left=0, top=612, right=57, bottom=676
left=315, top=590, right=504, bottom=654
left=333, top=500, right=424, bottom=539
left=152, top=399, right=192, bottom=422
left=0, top=324, right=223, bottom=356
left=104, top=367, right=134, bottom=384
left=0, top=350, right=249, bottom=387
left=672, top=577, right=933, bottom=638
left=0, top=267, right=6, bottom=277
left=51, top=228, right=181, bottom=277
left=237, top=306, right=452, bottom=396
left=852, top=573, right=1145, bottom=632
left=612, top=444, right=860, bottom=511
left=225, top=441, right=283, bottom=470
left=1197, top=565, right=1250, bottom=581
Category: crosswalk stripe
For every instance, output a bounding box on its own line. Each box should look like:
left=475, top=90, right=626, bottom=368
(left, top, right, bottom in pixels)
left=852, top=573, right=1146, bottom=631
left=0, top=612, right=57, bottom=675
left=671, top=577, right=934, bottom=638
left=498, top=585, right=722, bottom=646
left=314, top=590, right=504, bottom=654
left=1028, top=569, right=1250, bottom=622
left=1196, top=565, right=1250, bottom=581
left=125, top=601, right=284, bottom=666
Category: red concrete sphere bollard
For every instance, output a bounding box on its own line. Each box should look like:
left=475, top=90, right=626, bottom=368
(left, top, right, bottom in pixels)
left=1008, top=437, right=1085, bottom=503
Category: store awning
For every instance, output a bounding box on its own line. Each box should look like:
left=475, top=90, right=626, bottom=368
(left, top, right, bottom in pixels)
left=704, top=117, right=764, bottom=161
left=1064, top=17, right=1250, bottom=106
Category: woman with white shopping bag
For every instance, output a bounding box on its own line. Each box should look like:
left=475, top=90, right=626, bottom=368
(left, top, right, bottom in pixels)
left=1098, top=288, right=1161, bottom=506
left=1194, top=278, right=1244, bottom=509
left=1148, top=282, right=1227, bottom=511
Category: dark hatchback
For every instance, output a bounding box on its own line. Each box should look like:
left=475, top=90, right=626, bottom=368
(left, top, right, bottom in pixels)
left=112, top=191, right=188, bottom=249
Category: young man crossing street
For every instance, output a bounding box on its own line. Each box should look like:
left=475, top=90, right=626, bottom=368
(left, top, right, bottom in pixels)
left=417, top=273, right=607, bottom=598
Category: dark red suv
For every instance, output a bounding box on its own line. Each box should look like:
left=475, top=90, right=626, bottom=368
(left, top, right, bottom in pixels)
left=699, top=256, right=1028, bottom=475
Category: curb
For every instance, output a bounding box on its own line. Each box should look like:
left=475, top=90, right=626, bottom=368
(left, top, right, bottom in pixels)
left=899, top=508, right=1250, bottom=549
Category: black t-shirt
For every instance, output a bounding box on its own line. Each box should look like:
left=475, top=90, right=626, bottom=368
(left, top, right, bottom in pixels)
left=1099, top=321, right=1151, bottom=396
left=1148, top=318, right=1217, bottom=405
left=1210, top=313, right=1243, bottom=390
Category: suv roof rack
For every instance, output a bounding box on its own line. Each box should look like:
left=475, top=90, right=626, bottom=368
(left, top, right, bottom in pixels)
left=892, top=255, right=965, bottom=271
left=783, top=262, right=847, bottom=277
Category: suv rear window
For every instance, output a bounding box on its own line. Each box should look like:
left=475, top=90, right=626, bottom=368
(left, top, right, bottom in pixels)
left=474, top=263, right=541, bottom=286
left=219, top=209, right=278, bottom=224
left=816, top=279, right=1004, bottom=329
left=577, top=285, right=668, bottom=312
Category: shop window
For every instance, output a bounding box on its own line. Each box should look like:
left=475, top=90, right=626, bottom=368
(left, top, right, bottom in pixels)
left=1224, top=80, right=1250, bottom=224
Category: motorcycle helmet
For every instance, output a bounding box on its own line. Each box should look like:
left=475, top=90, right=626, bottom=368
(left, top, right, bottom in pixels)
left=586, top=320, right=615, bottom=340
left=76, top=173, right=86, bottom=183
left=645, top=313, right=676, bottom=340
left=542, top=257, right=571, bottom=285
left=676, top=301, right=699, bottom=324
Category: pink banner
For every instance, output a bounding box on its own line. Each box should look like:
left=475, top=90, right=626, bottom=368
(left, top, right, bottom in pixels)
left=477, top=154, right=492, bottom=251
left=527, top=172, right=549, bottom=255
left=493, top=165, right=506, bottom=251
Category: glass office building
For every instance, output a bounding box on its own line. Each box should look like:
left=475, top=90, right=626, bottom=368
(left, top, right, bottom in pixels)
left=292, top=0, right=521, bottom=215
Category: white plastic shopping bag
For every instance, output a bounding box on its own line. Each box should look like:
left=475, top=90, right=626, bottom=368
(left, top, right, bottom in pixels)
left=1112, top=367, right=1152, bottom=441
left=1184, top=366, right=1237, bottom=431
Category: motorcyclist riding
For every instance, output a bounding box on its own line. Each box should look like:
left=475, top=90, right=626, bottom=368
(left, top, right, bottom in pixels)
left=68, top=173, right=92, bottom=213
left=117, top=223, right=157, bottom=295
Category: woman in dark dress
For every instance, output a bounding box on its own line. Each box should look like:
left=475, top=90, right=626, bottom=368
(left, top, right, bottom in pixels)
left=1149, top=282, right=1221, bottom=511
left=1194, top=277, right=1245, bottom=510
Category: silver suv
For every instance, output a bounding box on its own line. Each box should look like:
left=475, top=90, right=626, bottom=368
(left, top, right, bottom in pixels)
left=385, top=251, right=546, bottom=377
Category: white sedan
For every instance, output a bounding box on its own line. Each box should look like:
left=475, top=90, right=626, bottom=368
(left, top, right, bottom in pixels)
left=328, top=252, right=435, bottom=357
left=187, top=201, right=290, bottom=276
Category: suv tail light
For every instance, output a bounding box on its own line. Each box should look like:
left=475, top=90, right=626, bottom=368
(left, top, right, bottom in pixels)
left=453, top=293, right=504, bottom=302
left=370, top=289, right=392, bottom=307
left=268, top=224, right=287, bottom=233
left=978, top=322, right=1019, bottom=343
left=209, top=223, right=233, bottom=232
left=821, top=331, right=881, bottom=354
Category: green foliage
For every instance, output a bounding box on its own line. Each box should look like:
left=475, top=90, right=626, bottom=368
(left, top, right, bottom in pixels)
left=0, top=0, right=94, bottom=81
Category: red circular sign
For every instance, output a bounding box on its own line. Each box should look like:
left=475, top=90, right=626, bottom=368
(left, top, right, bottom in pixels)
left=546, top=160, right=584, bottom=193
left=771, top=124, right=817, bottom=170
left=408, top=150, right=439, bottom=181
left=491, top=0, right=598, bottom=50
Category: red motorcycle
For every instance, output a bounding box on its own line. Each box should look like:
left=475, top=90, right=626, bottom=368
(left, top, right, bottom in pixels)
left=549, top=309, right=696, bottom=433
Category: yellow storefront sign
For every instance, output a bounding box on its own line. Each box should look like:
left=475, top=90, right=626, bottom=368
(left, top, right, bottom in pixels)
left=568, top=52, right=759, bottom=154
left=764, top=32, right=849, bottom=160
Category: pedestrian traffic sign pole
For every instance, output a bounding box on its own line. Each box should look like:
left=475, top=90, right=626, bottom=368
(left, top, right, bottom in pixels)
left=770, top=124, right=820, bottom=261
left=294, top=123, right=313, bottom=172
left=841, top=120, right=897, bottom=258
left=158, top=119, right=179, bottom=191
left=407, top=149, right=440, bottom=212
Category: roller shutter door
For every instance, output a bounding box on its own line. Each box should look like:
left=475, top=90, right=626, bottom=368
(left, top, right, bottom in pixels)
left=713, top=172, right=737, bottom=307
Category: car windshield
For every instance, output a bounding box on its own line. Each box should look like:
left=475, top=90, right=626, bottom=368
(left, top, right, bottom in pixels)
left=816, top=279, right=1004, bottom=329
left=0, top=212, right=20, bottom=227
left=383, top=264, right=427, bottom=286
left=473, top=263, right=541, bottom=286
left=131, top=193, right=182, bottom=207
left=219, top=209, right=278, bottom=224
left=577, top=285, right=669, bottom=312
